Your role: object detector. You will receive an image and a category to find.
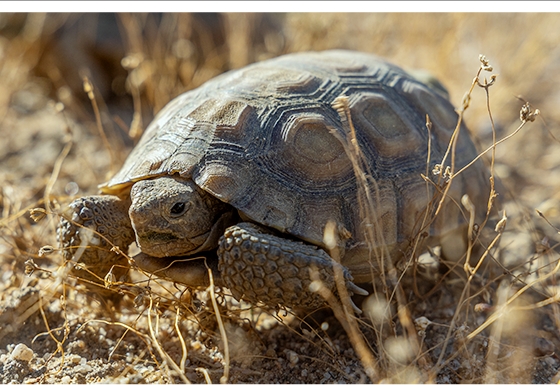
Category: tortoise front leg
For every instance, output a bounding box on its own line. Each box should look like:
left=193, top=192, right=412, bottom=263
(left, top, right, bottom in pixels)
left=57, top=196, right=135, bottom=291
left=218, top=222, right=368, bottom=311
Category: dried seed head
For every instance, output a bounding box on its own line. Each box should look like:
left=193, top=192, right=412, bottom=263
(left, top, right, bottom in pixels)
left=110, top=246, right=125, bottom=257
left=495, top=210, right=508, bottom=233
left=472, top=223, right=480, bottom=241
left=443, top=166, right=453, bottom=179
left=38, top=245, right=55, bottom=257
left=29, top=208, right=47, bottom=222
left=477, top=74, right=498, bottom=88
left=432, top=164, right=452, bottom=181
left=474, top=303, right=494, bottom=313
left=104, top=271, right=117, bottom=288
left=414, top=316, right=432, bottom=336
left=82, top=77, right=94, bottom=100
left=425, top=114, right=432, bottom=131
left=432, top=164, right=452, bottom=179
left=24, top=259, right=39, bottom=275
left=479, top=54, right=493, bottom=71
left=520, top=102, right=540, bottom=123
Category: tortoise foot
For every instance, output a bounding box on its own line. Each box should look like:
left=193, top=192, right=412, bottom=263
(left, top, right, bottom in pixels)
left=218, top=222, right=367, bottom=311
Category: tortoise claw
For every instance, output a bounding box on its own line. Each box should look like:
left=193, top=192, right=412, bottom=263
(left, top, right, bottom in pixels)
left=350, top=299, right=363, bottom=315
left=348, top=281, right=369, bottom=297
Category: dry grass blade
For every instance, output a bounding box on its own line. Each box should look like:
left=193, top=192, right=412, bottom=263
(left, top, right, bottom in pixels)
left=536, top=209, right=560, bottom=235
left=83, top=77, right=117, bottom=175
left=467, top=255, right=560, bottom=340
left=146, top=294, right=191, bottom=383
left=321, top=219, right=378, bottom=381
left=207, top=268, right=230, bottom=384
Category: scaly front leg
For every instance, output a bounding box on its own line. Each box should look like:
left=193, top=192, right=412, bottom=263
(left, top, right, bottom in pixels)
left=218, top=223, right=368, bottom=311
left=58, top=195, right=135, bottom=293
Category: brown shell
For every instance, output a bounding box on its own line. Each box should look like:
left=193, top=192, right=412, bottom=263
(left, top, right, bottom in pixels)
left=101, top=50, right=491, bottom=276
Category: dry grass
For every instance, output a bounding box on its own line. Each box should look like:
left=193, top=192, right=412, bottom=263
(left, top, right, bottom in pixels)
left=1, top=12, right=560, bottom=383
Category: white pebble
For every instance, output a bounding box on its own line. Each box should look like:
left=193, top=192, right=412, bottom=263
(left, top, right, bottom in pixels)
left=285, top=349, right=299, bottom=365
left=75, top=364, right=93, bottom=374
left=69, top=354, right=82, bottom=364
left=10, top=343, right=34, bottom=362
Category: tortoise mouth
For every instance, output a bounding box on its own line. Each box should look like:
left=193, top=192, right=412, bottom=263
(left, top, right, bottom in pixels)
left=133, top=250, right=220, bottom=288
left=139, top=231, right=180, bottom=243
left=136, top=231, right=204, bottom=257
left=136, top=214, right=233, bottom=258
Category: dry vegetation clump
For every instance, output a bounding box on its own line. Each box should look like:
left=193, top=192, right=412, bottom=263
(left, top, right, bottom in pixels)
left=1, top=12, right=560, bottom=383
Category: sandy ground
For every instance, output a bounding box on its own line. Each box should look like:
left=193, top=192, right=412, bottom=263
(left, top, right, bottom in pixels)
left=2, top=13, right=560, bottom=383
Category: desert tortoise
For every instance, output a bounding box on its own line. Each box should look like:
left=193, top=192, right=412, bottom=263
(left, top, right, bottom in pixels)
left=58, top=50, right=492, bottom=310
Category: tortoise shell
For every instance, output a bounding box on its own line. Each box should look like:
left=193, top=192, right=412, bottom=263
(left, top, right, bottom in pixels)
left=101, top=50, right=491, bottom=281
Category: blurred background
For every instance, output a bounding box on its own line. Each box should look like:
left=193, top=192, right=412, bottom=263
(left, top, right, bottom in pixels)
left=1, top=12, right=559, bottom=383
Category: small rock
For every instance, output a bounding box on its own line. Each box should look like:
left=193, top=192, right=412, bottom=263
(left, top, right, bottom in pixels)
left=284, top=349, right=299, bottom=366
left=265, top=348, right=276, bottom=358
left=75, top=363, right=93, bottom=374
left=534, top=337, right=555, bottom=356
left=69, top=354, right=82, bottom=364
left=10, top=343, right=34, bottom=362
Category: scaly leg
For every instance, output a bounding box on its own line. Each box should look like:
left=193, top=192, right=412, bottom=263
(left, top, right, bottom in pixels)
left=58, top=196, right=135, bottom=294
left=218, top=222, right=368, bottom=311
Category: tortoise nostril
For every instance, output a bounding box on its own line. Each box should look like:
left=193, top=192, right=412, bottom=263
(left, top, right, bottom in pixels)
left=170, top=202, right=187, bottom=216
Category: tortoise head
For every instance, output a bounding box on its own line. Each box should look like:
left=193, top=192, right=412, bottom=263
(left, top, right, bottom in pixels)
left=129, top=176, right=234, bottom=257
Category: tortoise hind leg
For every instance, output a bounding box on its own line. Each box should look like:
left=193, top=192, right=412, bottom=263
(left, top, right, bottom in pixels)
left=217, top=222, right=368, bottom=311
left=57, top=195, right=135, bottom=297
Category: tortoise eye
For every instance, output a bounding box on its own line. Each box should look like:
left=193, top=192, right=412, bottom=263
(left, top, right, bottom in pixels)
left=170, top=202, right=187, bottom=216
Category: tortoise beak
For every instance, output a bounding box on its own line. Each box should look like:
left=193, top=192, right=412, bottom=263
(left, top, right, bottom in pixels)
left=133, top=251, right=222, bottom=288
